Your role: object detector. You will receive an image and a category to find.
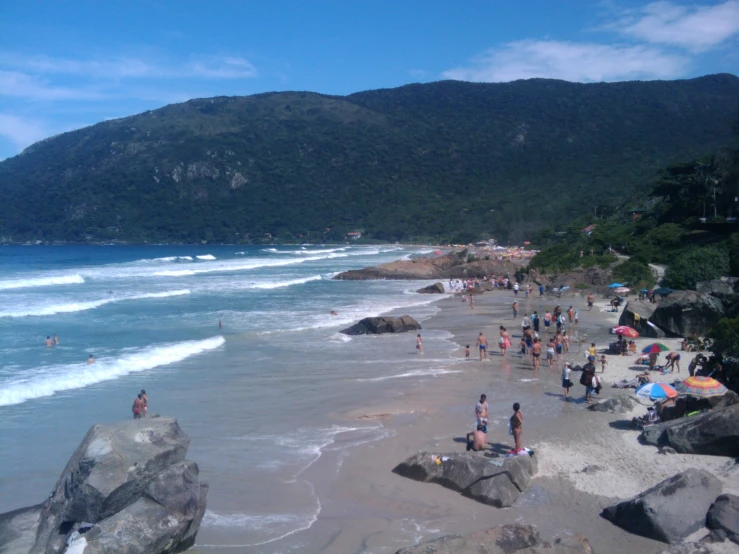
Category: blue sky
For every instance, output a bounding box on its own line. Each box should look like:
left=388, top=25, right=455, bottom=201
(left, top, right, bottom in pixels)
left=1, top=0, right=738, bottom=160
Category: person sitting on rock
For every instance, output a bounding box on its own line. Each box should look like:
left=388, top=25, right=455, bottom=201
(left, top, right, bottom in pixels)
left=466, top=424, right=487, bottom=452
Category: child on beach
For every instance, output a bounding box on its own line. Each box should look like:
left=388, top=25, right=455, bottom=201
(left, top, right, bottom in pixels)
left=600, top=355, right=608, bottom=373
left=465, top=345, right=470, bottom=360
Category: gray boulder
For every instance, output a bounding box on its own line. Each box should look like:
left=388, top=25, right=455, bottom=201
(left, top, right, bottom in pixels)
left=0, top=506, right=41, bottom=554
left=649, top=291, right=725, bottom=337
left=588, top=394, right=642, bottom=413
left=707, top=494, right=739, bottom=544
left=619, top=301, right=664, bottom=338
left=696, top=280, right=735, bottom=295
left=341, top=315, right=421, bottom=335
left=416, top=282, right=445, bottom=294
left=0, top=418, right=207, bottom=554
left=394, top=523, right=594, bottom=554
left=392, top=452, right=537, bottom=508
left=602, top=468, right=723, bottom=544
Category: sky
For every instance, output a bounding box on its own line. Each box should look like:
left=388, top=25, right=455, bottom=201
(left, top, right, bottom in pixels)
left=1, top=0, right=738, bottom=160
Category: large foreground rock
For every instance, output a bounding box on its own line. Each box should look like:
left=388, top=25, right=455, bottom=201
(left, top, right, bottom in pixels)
left=640, top=404, right=739, bottom=457
left=416, top=282, right=445, bottom=294
left=707, top=494, right=739, bottom=544
left=619, top=301, right=665, bottom=338
left=341, top=315, right=421, bottom=335
left=649, top=291, right=725, bottom=337
left=0, top=506, right=41, bottom=554
left=602, top=468, right=722, bottom=544
left=392, top=452, right=537, bottom=508
left=394, top=523, right=594, bottom=554
left=0, top=418, right=207, bottom=554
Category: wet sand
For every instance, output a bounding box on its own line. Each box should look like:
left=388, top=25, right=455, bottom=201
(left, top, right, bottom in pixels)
left=193, top=291, right=737, bottom=553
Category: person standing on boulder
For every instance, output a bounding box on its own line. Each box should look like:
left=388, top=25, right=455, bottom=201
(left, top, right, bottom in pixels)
left=140, top=389, right=149, bottom=416
left=132, top=394, right=144, bottom=419
left=510, top=403, right=523, bottom=453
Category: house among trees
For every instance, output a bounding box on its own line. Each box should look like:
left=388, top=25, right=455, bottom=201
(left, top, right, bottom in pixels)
left=626, top=209, right=648, bottom=220
left=346, top=231, right=362, bottom=240
left=582, top=224, right=597, bottom=235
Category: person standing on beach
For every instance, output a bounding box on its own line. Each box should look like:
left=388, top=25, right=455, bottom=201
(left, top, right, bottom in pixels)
left=475, top=394, right=489, bottom=429
left=546, top=339, right=555, bottom=367
left=512, top=301, right=518, bottom=318
left=476, top=333, right=488, bottom=361
left=470, top=295, right=474, bottom=309
left=140, top=389, right=149, bottom=416
left=532, top=311, right=540, bottom=333
left=539, top=284, right=545, bottom=296
left=416, top=334, right=423, bottom=354
left=132, top=394, right=143, bottom=419
left=531, top=338, right=542, bottom=369
left=521, top=313, right=530, bottom=330
left=544, top=311, right=551, bottom=333
left=499, top=326, right=510, bottom=357
left=510, top=403, right=523, bottom=452
left=587, top=293, right=595, bottom=311
left=555, top=333, right=564, bottom=361
left=513, top=282, right=519, bottom=296
left=562, top=362, right=572, bottom=398
left=582, top=360, right=596, bottom=404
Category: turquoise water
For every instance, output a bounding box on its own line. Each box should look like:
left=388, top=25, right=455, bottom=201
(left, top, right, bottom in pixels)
left=0, top=244, right=455, bottom=547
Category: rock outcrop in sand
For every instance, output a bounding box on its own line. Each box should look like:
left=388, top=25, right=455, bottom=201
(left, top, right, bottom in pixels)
left=416, top=282, right=445, bottom=294
left=0, top=417, right=207, bottom=554
left=341, top=315, right=421, bottom=335
left=394, top=523, right=594, bottom=554
left=392, top=452, right=537, bottom=508
left=334, top=251, right=521, bottom=280
left=707, top=494, right=739, bottom=545
left=649, top=291, right=725, bottom=337
left=602, top=468, right=723, bottom=544
left=640, top=404, right=739, bottom=457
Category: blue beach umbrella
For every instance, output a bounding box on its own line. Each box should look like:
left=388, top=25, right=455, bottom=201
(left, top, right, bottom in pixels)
left=608, top=283, right=625, bottom=288
left=635, top=382, right=678, bottom=401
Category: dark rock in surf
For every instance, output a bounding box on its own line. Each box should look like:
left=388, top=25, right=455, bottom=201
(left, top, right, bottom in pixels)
left=601, top=468, right=722, bottom=544
left=392, top=451, right=537, bottom=508
left=394, top=523, right=594, bottom=554
left=416, top=282, right=445, bottom=294
left=0, top=417, right=207, bottom=554
left=588, top=394, right=642, bottom=414
left=340, top=315, right=421, bottom=335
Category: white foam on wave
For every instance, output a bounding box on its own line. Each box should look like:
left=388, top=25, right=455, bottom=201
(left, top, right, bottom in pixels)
left=0, top=274, right=85, bottom=291
left=0, top=289, right=191, bottom=318
left=249, top=275, right=322, bottom=290
left=0, top=335, right=225, bottom=406
left=151, top=255, right=329, bottom=277
left=196, top=254, right=216, bottom=260
left=356, top=368, right=462, bottom=382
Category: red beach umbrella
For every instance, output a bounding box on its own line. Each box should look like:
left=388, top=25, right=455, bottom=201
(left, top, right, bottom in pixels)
left=612, top=326, right=639, bottom=338
left=641, top=343, right=670, bottom=354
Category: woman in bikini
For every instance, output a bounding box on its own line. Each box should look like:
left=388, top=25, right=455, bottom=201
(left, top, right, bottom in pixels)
left=499, top=326, right=510, bottom=357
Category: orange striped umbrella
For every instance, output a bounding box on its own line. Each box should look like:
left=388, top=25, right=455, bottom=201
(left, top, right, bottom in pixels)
left=675, top=376, right=728, bottom=397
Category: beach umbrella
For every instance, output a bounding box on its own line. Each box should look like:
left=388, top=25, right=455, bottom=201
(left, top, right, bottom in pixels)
left=675, top=376, right=728, bottom=397
left=653, top=287, right=675, bottom=296
left=635, top=382, right=678, bottom=401
left=640, top=289, right=649, bottom=293
left=612, top=326, right=639, bottom=338
left=642, top=343, right=670, bottom=354
left=608, top=283, right=625, bottom=288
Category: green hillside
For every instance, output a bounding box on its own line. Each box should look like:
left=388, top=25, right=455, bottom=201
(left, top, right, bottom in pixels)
left=1, top=74, right=738, bottom=244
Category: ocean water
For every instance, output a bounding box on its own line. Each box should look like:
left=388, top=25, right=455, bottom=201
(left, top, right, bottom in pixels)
left=0, top=244, right=456, bottom=548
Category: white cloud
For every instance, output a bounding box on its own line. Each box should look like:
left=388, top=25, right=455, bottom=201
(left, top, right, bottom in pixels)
left=615, top=0, right=739, bottom=51
left=0, top=53, right=257, bottom=80
left=0, top=114, right=49, bottom=149
left=442, top=40, right=688, bottom=83
left=0, top=70, right=104, bottom=101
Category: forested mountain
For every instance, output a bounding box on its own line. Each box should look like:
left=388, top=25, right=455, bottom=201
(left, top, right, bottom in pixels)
left=1, top=74, right=738, bottom=244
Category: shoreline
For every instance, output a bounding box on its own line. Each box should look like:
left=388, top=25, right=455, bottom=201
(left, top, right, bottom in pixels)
left=193, top=288, right=738, bottom=553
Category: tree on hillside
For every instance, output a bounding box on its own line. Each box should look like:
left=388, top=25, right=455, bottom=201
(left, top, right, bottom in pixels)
left=662, top=247, right=730, bottom=290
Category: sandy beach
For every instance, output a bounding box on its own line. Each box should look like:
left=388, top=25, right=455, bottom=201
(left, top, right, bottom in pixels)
left=199, top=290, right=739, bottom=553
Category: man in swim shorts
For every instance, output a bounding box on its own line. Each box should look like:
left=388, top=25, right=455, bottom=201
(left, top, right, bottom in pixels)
left=665, top=352, right=681, bottom=373
left=476, top=332, right=488, bottom=361
left=531, top=338, right=542, bottom=369
left=466, top=424, right=487, bottom=451
left=475, top=394, right=488, bottom=429
left=587, top=293, right=594, bottom=310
